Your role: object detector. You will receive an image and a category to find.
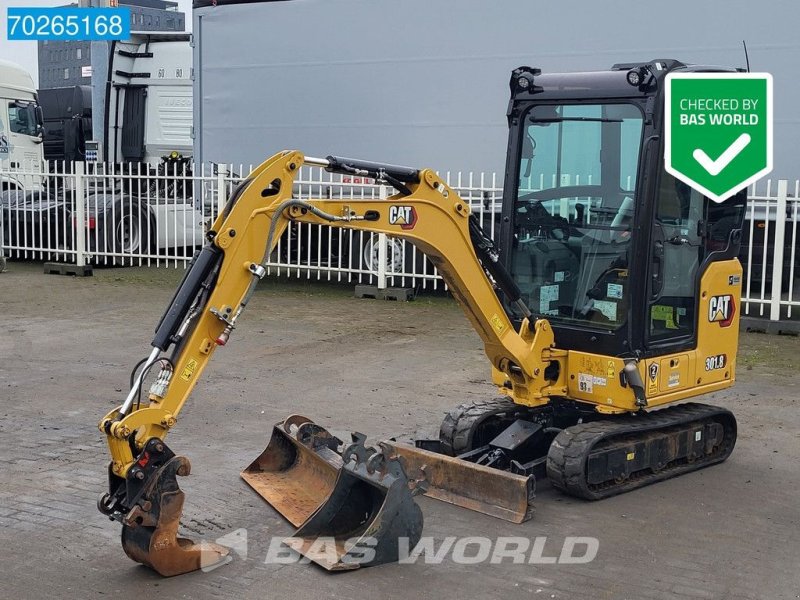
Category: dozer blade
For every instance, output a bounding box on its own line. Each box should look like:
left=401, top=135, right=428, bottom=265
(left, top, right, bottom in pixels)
left=284, top=435, right=425, bottom=571
left=241, top=414, right=343, bottom=527
left=387, top=441, right=535, bottom=524
left=121, top=455, right=229, bottom=576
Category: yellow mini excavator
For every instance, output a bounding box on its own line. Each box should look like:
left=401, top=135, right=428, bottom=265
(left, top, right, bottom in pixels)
left=98, top=59, right=747, bottom=575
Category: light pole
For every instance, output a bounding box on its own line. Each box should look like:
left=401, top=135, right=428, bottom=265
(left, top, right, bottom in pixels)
left=88, top=0, right=115, bottom=150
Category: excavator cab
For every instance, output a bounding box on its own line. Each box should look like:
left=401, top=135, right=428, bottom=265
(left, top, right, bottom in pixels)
left=402, top=61, right=746, bottom=514
left=500, top=61, right=747, bottom=358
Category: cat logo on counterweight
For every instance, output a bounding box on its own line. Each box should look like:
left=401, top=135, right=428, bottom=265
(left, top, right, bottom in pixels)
left=708, top=294, right=735, bottom=328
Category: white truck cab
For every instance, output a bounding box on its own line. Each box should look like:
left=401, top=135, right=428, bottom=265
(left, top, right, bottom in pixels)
left=101, top=34, right=202, bottom=256
left=105, top=33, right=192, bottom=166
left=0, top=60, right=44, bottom=191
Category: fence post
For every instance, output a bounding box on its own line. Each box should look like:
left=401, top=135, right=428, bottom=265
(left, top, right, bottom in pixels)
left=216, top=165, right=227, bottom=220
left=0, top=182, right=5, bottom=271
left=769, top=179, right=788, bottom=321
left=73, top=161, right=86, bottom=268
left=377, top=184, right=388, bottom=290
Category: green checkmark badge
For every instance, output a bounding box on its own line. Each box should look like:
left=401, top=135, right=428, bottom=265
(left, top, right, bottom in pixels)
left=665, top=73, right=773, bottom=203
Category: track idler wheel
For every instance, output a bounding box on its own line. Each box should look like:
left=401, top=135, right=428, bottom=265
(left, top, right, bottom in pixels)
left=285, top=435, right=426, bottom=571
left=120, top=456, right=229, bottom=576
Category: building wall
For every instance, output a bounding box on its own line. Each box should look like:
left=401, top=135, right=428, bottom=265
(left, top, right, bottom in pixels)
left=194, top=0, right=800, bottom=181
left=38, top=1, right=185, bottom=90
left=38, top=41, right=92, bottom=89
left=124, top=1, right=185, bottom=32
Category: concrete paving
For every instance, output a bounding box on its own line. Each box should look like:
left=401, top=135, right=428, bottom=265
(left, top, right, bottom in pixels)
left=1, top=262, right=798, bottom=600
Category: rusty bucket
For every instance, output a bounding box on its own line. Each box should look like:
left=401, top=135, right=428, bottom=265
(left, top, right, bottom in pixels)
left=120, top=454, right=230, bottom=576
left=241, top=415, right=343, bottom=527
left=284, top=436, right=425, bottom=571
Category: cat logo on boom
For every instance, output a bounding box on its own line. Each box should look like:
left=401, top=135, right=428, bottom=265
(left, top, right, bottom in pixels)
left=708, top=294, right=736, bottom=327
left=388, top=205, right=417, bottom=230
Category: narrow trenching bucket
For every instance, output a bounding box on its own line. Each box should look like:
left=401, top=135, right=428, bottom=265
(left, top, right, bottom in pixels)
left=121, top=455, right=230, bottom=576
left=283, top=436, right=426, bottom=571
left=241, top=415, right=343, bottom=527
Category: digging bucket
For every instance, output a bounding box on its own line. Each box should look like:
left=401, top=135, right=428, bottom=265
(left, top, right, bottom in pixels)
left=284, top=436, right=425, bottom=571
left=241, top=415, right=343, bottom=527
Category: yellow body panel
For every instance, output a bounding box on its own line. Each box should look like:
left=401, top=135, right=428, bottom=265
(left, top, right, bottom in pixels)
left=561, top=259, right=742, bottom=412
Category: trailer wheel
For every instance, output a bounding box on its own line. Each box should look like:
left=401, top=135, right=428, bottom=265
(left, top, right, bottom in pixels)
left=106, top=201, right=155, bottom=267
left=363, top=233, right=405, bottom=274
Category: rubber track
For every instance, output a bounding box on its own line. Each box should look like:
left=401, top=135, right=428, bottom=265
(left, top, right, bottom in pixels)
left=439, top=397, right=521, bottom=456
left=546, top=402, right=737, bottom=500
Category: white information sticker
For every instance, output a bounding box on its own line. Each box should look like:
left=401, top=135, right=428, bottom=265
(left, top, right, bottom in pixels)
left=540, top=284, right=559, bottom=313
left=578, top=373, right=593, bottom=393
left=607, top=283, right=624, bottom=299
left=593, top=300, right=617, bottom=321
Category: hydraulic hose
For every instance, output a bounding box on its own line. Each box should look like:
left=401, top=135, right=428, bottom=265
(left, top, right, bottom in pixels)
left=236, top=199, right=360, bottom=315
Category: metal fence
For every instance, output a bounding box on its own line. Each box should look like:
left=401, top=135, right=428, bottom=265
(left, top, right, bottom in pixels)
left=1, top=159, right=798, bottom=322
left=0, top=159, right=501, bottom=286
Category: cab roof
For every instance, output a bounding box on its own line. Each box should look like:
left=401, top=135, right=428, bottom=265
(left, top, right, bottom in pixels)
left=0, top=59, right=35, bottom=96
left=510, top=59, right=743, bottom=102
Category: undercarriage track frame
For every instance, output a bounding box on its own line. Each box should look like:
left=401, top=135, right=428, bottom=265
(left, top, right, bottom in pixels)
left=547, top=402, right=737, bottom=499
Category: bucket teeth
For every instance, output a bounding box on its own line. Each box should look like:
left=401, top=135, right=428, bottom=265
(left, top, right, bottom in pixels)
left=285, top=433, right=424, bottom=570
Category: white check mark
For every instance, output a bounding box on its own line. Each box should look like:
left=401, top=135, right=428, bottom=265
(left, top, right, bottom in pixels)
left=692, top=133, right=751, bottom=176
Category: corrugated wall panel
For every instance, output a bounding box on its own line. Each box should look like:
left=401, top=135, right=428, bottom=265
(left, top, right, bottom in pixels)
left=194, top=0, right=800, bottom=178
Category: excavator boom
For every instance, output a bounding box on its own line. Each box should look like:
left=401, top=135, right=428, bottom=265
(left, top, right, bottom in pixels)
left=99, top=150, right=559, bottom=482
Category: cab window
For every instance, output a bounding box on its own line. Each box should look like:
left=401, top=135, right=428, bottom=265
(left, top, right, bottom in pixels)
left=647, top=172, right=746, bottom=343
left=9, top=102, right=38, bottom=136
left=648, top=174, right=703, bottom=340
left=510, top=102, right=644, bottom=329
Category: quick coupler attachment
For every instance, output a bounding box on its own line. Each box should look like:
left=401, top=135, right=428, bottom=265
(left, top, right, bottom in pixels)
left=285, top=435, right=427, bottom=571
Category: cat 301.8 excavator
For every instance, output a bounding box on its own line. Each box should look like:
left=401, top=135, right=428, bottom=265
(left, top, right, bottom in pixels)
left=97, top=59, right=747, bottom=576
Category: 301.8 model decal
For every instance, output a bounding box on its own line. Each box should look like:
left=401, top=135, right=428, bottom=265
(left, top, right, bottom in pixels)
left=705, top=354, right=727, bottom=371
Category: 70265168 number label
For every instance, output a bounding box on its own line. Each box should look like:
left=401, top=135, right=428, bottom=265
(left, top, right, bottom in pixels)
left=7, top=7, right=130, bottom=41
left=705, top=354, right=727, bottom=371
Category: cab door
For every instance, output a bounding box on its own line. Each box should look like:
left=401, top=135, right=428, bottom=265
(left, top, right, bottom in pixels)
left=645, top=169, right=746, bottom=353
